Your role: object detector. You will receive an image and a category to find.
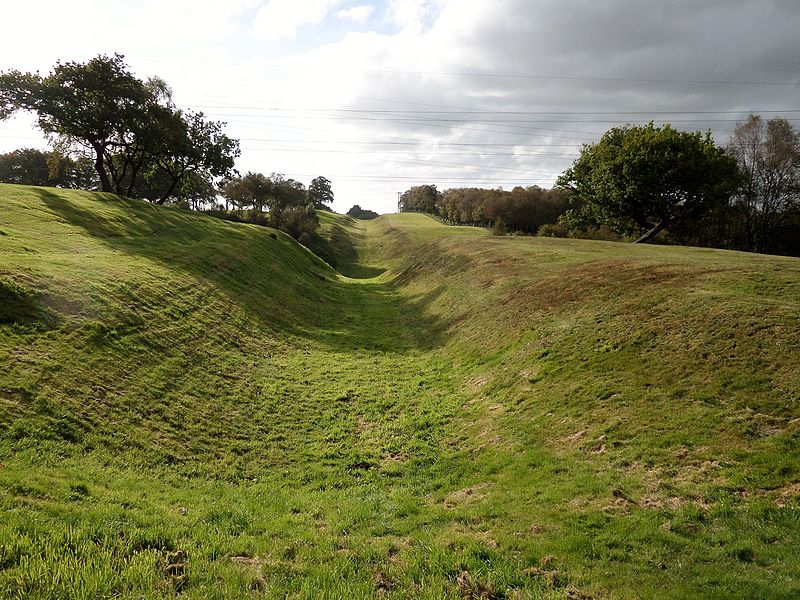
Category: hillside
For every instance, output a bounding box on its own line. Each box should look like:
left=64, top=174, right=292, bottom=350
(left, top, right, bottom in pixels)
left=1, top=184, right=799, bottom=599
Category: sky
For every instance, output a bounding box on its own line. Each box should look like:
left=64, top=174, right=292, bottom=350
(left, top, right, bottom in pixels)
left=1, top=0, right=799, bottom=214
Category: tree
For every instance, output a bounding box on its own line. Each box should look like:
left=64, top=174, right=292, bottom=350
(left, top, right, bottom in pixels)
left=278, top=204, right=320, bottom=242
left=221, top=172, right=272, bottom=212
left=557, top=123, right=741, bottom=243
left=346, top=205, right=380, bottom=220
left=727, top=115, right=800, bottom=253
left=0, top=54, right=239, bottom=202
left=268, top=174, right=307, bottom=212
left=0, top=54, right=152, bottom=193
left=399, top=184, right=440, bottom=214
left=218, top=171, right=320, bottom=239
left=148, top=109, right=239, bottom=205
left=0, top=148, right=97, bottom=189
left=308, top=176, right=334, bottom=208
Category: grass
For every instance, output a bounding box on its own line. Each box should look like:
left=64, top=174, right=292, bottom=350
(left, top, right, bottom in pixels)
left=1, top=183, right=798, bottom=598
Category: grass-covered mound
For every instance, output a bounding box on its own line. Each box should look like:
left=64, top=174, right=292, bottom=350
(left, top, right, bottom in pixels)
left=1, top=185, right=798, bottom=598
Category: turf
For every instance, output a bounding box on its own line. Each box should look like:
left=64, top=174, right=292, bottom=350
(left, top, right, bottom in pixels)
left=1, top=183, right=798, bottom=599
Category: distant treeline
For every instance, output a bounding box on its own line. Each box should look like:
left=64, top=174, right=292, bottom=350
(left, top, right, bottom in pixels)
left=0, top=148, right=98, bottom=190
left=400, top=116, right=800, bottom=256
left=400, top=184, right=573, bottom=234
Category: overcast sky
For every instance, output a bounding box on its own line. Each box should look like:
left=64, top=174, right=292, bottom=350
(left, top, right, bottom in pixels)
left=1, top=0, right=799, bottom=213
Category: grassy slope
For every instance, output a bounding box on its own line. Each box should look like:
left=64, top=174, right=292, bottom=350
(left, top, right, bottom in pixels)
left=1, top=185, right=798, bottom=599
left=363, top=214, right=800, bottom=598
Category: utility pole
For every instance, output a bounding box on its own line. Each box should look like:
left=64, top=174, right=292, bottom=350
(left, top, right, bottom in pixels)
left=397, top=191, right=401, bottom=213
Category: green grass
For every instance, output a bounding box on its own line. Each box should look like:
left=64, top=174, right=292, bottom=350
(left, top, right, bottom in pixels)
left=1, top=183, right=798, bottom=598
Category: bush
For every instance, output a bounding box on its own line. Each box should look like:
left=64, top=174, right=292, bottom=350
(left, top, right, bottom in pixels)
left=537, top=222, right=570, bottom=238
left=246, top=210, right=270, bottom=227
left=297, top=232, right=313, bottom=247
left=491, top=218, right=507, bottom=236
left=574, top=225, right=624, bottom=242
left=203, top=208, right=268, bottom=226
left=346, top=205, right=380, bottom=220
left=275, top=205, right=319, bottom=240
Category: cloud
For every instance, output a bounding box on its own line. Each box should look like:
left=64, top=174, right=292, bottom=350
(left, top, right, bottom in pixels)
left=247, top=0, right=800, bottom=211
left=336, top=4, right=375, bottom=22
left=389, top=0, right=443, bottom=33
left=253, top=0, right=345, bottom=40
left=2, top=0, right=800, bottom=213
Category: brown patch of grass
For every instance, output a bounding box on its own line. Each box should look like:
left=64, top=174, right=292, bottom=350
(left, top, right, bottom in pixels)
left=509, top=259, right=721, bottom=313
left=455, top=570, right=498, bottom=599
left=562, top=430, right=587, bottom=444
left=230, top=555, right=265, bottom=568
left=230, top=555, right=268, bottom=592
left=466, top=375, right=489, bottom=389
left=373, top=571, right=397, bottom=593
left=444, top=483, right=493, bottom=509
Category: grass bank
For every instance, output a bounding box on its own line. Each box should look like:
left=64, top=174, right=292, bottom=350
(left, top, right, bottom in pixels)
left=1, top=185, right=798, bottom=598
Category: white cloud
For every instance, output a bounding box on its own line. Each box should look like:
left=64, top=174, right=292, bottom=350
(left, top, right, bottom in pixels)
left=336, top=4, right=374, bottom=22
left=389, top=0, right=443, bottom=33
left=253, top=0, right=345, bottom=40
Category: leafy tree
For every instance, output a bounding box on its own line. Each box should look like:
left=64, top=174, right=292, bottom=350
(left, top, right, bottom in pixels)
left=172, top=171, right=219, bottom=211
left=278, top=204, right=320, bottom=242
left=557, top=123, right=741, bottom=243
left=220, top=172, right=272, bottom=212
left=491, top=218, right=507, bottom=236
left=308, top=176, right=334, bottom=208
left=400, top=184, right=440, bottom=214
left=0, top=54, right=152, bottom=193
left=218, top=172, right=319, bottom=239
left=148, top=109, right=239, bottom=205
left=268, top=174, right=307, bottom=212
left=0, top=54, right=239, bottom=202
left=0, top=148, right=97, bottom=189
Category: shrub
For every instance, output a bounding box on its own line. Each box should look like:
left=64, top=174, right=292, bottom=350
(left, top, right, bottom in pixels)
left=275, top=205, right=319, bottom=240
left=537, top=222, right=570, bottom=238
left=491, top=218, right=507, bottom=236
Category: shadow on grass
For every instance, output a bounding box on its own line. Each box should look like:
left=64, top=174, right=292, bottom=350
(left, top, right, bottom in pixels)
left=35, top=187, right=449, bottom=353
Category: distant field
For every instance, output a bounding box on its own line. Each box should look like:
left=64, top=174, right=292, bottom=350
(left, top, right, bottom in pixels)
left=1, top=184, right=798, bottom=599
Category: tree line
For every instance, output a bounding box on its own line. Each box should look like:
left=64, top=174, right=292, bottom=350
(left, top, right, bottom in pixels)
left=212, top=172, right=334, bottom=243
left=0, top=148, right=97, bottom=190
left=400, top=184, right=572, bottom=234
left=0, top=55, right=341, bottom=243
left=400, top=117, right=799, bottom=256
left=0, top=54, right=239, bottom=205
left=2, top=54, right=796, bottom=256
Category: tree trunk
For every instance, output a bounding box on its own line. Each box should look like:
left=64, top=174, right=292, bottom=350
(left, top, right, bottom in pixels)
left=126, top=152, right=145, bottom=198
left=634, top=219, right=669, bottom=243
left=157, top=174, right=180, bottom=205
left=92, top=144, right=112, bottom=192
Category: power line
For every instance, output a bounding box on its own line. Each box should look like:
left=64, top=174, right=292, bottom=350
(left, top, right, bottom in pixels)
left=130, top=57, right=800, bottom=87
left=281, top=174, right=555, bottom=182
left=191, top=105, right=800, bottom=116
left=239, top=138, right=581, bottom=147
left=217, top=113, right=800, bottom=125
left=239, top=147, right=577, bottom=157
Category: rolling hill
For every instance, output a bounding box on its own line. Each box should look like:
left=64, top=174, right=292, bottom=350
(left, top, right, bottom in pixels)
left=1, top=183, right=798, bottom=599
